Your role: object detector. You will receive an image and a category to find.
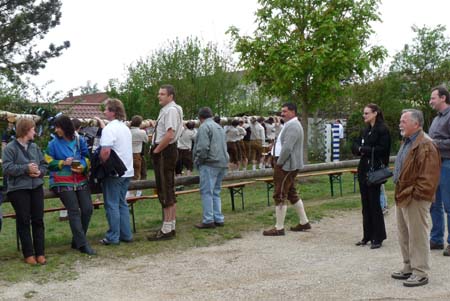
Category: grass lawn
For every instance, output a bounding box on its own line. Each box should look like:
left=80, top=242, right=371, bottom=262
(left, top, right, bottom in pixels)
left=0, top=171, right=395, bottom=283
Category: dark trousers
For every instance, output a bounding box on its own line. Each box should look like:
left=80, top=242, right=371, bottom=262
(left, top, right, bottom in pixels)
left=9, top=187, right=45, bottom=258
left=359, top=181, right=386, bottom=243
left=176, top=148, right=193, bottom=175
left=152, top=143, right=178, bottom=208
left=59, top=189, right=93, bottom=248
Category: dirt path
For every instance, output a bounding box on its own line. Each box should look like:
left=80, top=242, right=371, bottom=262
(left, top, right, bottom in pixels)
left=1, top=209, right=450, bottom=300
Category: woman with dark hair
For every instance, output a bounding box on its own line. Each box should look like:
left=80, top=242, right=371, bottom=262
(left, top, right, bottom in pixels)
left=352, top=103, right=391, bottom=249
left=2, top=118, right=48, bottom=264
left=45, top=115, right=95, bottom=255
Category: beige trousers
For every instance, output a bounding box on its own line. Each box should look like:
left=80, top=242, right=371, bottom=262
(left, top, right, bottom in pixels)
left=396, top=200, right=432, bottom=278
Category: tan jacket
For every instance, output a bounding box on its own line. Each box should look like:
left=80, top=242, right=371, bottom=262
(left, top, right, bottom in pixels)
left=395, top=130, right=441, bottom=208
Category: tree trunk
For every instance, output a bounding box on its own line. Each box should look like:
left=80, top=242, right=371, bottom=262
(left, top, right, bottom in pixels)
left=300, top=99, right=309, bottom=164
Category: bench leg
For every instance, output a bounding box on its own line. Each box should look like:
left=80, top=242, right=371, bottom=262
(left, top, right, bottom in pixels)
left=329, top=175, right=334, bottom=197
left=229, top=188, right=236, bottom=211
left=129, top=203, right=136, bottom=233
left=241, top=188, right=245, bottom=210
left=339, top=175, right=343, bottom=197
left=266, top=183, right=273, bottom=206
left=16, top=219, right=21, bottom=252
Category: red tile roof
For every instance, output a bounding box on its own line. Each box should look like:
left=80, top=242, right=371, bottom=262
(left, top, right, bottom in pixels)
left=56, top=92, right=109, bottom=119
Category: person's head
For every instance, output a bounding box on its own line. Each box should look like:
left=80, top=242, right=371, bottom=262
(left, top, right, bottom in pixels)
left=281, top=103, right=297, bottom=122
left=130, top=115, right=143, bottom=127
left=430, top=85, right=450, bottom=112
left=213, top=116, right=221, bottom=125
left=158, top=84, right=175, bottom=107
left=186, top=121, right=195, bottom=130
left=198, top=107, right=213, bottom=123
left=250, top=116, right=256, bottom=124
left=104, top=98, right=127, bottom=121
left=399, top=109, right=423, bottom=138
left=363, top=103, right=384, bottom=126
left=15, top=118, right=36, bottom=141
left=266, top=117, right=274, bottom=124
left=231, top=119, right=239, bottom=127
left=71, top=118, right=81, bottom=131
left=257, top=117, right=265, bottom=124
left=54, top=115, right=75, bottom=139
left=336, top=119, right=342, bottom=124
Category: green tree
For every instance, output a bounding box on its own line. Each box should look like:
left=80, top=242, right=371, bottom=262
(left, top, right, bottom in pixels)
left=108, top=37, right=240, bottom=119
left=0, top=0, right=70, bottom=81
left=390, top=25, right=450, bottom=129
left=228, top=0, right=386, bottom=160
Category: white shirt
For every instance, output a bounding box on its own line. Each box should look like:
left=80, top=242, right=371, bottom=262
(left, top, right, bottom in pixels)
left=236, top=126, right=246, bottom=141
left=100, top=119, right=134, bottom=178
left=153, top=101, right=183, bottom=144
left=225, top=126, right=241, bottom=142
left=250, top=122, right=265, bottom=141
left=265, top=123, right=276, bottom=140
left=272, top=118, right=296, bottom=156
left=337, top=123, right=344, bottom=139
left=130, top=127, right=148, bottom=153
left=177, top=128, right=196, bottom=150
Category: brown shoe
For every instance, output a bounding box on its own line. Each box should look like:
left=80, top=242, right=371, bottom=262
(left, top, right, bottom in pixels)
left=430, top=241, right=444, bottom=250
left=24, top=256, right=37, bottom=265
left=290, top=222, right=312, bottom=232
left=195, top=222, right=216, bottom=229
left=147, top=230, right=175, bottom=241
left=263, top=228, right=285, bottom=236
left=36, top=255, right=47, bottom=265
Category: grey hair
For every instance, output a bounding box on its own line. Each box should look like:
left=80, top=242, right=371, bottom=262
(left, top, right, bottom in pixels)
left=402, top=109, right=424, bottom=127
left=198, top=107, right=213, bottom=119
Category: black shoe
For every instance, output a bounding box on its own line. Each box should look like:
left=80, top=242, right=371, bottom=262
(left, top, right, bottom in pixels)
left=71, top=241, right=77, bottom=250
left=120, top=238, right=133, bottom=243
left=79, top=245, right=96, bottom=255
left=370, top=241, right=382, bottom=249
left=195, top=222, right=216, bottom=229
left=391, top=271, right=412, bottom=280
left=430, top=241, right=444, bottom=250
left=355, top=240, right=369, bottom=246
left=147, top=230, right=175, bottom=241
left=403, top=275, right=429, bottom=287
left=99, top=238, right=119, bottom=246
left=214, top=222, right=224, bottom=227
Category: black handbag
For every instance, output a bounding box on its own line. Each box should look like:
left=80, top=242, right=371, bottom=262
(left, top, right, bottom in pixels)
left=367, top=147, right=392, bottom=186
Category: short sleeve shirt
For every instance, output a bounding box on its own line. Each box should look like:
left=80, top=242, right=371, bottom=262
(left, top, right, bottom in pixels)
left=130, top=127, right=148, bottom=153
left=153, top=101, right=183, bottom=145
left=100, top=119, right=134, bottom=178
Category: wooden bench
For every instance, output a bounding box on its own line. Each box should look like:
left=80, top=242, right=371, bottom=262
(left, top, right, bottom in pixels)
left=3, top=181, right=255, bottom=251
left=222, top=181, right=255, bottom=211
left=256, top=168, right=356, bottom=206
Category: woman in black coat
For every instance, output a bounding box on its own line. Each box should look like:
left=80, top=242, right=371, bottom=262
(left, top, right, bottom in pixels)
left=352, top=103, right=391, bottom=249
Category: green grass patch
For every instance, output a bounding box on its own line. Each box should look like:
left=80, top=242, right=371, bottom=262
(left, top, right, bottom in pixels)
left=0, top=172, right=394, bottom=284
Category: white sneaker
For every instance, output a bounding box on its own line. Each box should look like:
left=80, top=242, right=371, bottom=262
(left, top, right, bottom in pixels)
left=136, top=190, right=142, bottom=197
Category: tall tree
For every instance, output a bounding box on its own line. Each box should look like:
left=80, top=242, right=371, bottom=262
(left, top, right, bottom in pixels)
left=228, top=0, right=386, bottom=160
left=0, top=0, right=70, bottom=81
left=108, top=37, right=240, bottom=119
left=390, top=25, right=450, bottom=129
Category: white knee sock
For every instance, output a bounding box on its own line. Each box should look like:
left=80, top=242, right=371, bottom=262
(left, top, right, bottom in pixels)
left=293, top=199, right=309, bottom=225
left=172, top=220, right=176, bottom=231
left=161, top=222, right=172, bottom=234
left=275, top=205, right=288, bottom=230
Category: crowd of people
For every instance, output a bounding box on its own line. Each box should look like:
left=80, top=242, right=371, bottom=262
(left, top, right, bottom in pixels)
left=1, top=84, right=450, bottom=289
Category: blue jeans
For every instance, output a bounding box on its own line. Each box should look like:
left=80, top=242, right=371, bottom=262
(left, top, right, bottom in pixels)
left=199, top=165, right=226, bottom=224
left=102, top=177, right=132, bottom=243
left=380, top=184, right=387, bottom=209
left=430, top=159, right=450, bottom=245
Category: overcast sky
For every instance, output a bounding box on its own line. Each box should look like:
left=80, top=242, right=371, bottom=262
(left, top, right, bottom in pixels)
left=31, top=0, right=450, bottom=96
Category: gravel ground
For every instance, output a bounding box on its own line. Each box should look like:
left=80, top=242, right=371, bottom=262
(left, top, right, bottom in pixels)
left=1, top=209, right=450, bottom=301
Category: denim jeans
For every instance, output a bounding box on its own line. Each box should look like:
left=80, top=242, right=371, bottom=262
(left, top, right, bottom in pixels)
left=430, top=159, right=450, bottom=245
left=380, top=184, right=387, bottom=209
left=59, top=188, right=93, bottom=248
left=102, top=177, right=132, bottom=243
left=199, top=165, right=226, bottom=224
